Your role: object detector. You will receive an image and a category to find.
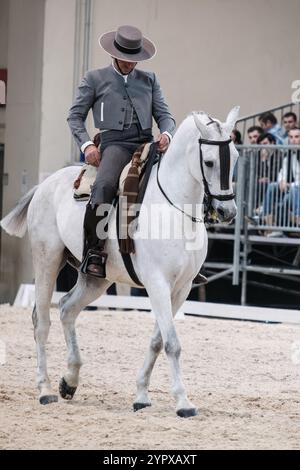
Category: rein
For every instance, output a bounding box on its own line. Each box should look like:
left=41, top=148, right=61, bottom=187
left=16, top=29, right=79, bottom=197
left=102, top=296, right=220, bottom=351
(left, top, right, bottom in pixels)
left=156, top=154, right=203, bottom=223
left=156, top=134, right=235, bottom=224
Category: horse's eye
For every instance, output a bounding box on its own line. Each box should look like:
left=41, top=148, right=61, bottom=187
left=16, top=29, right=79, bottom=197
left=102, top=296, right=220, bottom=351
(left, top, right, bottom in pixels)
left=205, top=161, right=213, bottom=168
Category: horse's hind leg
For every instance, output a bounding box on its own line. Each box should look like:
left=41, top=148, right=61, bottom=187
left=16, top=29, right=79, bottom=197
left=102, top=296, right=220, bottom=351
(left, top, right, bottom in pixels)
left=59, top=273, right=111, bottom=400
left=133, top=321, right=162, bottom=411
left=32, top=246, right=66, bottom=405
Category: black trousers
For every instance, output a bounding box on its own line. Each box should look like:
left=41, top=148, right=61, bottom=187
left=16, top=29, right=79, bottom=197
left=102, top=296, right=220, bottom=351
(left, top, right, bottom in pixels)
left=90, top=124, right=153, bottom=208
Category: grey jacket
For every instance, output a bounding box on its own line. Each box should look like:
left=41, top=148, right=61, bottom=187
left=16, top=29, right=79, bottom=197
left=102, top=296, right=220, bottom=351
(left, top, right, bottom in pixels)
left=67, top=64, right=176, bottom=149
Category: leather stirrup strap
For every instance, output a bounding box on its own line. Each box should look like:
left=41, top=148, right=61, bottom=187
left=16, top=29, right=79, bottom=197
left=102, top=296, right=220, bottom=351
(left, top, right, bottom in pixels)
left=115, top=197, right=143, bottom=287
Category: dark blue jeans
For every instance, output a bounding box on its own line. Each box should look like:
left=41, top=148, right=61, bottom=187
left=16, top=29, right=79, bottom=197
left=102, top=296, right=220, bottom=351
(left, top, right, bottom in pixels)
left=264, top=182, right=300, bottom=218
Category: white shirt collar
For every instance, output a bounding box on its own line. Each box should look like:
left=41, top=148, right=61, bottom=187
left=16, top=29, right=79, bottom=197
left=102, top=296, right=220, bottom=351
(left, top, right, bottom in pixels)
left=112, top=60, right=128, bottom=83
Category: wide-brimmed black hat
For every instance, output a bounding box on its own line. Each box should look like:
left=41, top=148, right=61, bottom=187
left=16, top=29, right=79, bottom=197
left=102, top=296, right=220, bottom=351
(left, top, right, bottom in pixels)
left=99, top=25, right=156, bottom=62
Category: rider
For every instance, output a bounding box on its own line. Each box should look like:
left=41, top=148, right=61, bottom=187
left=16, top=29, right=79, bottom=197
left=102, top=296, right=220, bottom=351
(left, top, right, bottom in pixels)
left=68, top=25, right=206, bottom=285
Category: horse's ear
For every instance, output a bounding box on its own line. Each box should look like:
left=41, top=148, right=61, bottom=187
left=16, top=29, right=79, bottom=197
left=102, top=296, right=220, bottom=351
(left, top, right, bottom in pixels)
left=193, top=112, right=210, bottom=139
left=223, top=106, right=240, bottom=134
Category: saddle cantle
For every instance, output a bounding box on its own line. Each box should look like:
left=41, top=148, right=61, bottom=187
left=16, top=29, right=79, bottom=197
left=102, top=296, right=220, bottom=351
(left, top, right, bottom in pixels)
left=73, top=164, right=97, bottom=201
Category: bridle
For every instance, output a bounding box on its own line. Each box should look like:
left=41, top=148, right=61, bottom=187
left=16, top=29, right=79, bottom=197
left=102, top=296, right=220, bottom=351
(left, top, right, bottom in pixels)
left=156, top=121, right=235, bottom=224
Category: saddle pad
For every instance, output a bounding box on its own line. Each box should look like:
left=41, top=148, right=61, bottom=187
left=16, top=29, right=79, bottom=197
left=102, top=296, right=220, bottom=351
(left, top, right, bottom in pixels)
left=73, top=143, right=151, bottom=200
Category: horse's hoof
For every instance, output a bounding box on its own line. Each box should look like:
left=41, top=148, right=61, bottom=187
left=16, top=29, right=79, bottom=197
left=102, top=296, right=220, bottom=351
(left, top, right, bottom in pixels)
left=59, top=377, right=77, bottom=400
left=133, top=402, right=151, bottom=412
left=39, top=394, right=58, bottom=405
left=176, top=408, right=198, bottom=418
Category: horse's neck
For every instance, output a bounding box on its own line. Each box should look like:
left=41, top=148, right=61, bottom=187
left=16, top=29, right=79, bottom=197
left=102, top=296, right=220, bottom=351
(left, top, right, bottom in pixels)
left=157, top=122, right=203, bottom=206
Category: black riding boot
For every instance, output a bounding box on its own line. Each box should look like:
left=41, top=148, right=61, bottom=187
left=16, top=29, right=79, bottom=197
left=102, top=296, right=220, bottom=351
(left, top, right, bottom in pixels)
left=80, top=202, right=108, bottom=278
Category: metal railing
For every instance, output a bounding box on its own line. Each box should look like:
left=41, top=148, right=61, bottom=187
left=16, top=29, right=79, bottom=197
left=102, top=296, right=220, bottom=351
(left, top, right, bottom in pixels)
left=204, top=143, right=300, bottom=305
left=232, top=144, right=300, bottom=304
left=236, top=102, right=300, bottom=143
left=237, top=145, right=300, bottom=231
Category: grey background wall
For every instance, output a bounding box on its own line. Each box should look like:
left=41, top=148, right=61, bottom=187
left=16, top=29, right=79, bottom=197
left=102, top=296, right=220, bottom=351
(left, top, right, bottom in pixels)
left=0, top=0, right=9, bottom=143
left=0, top=0, right=45, bottom=301
left=91, top=0, right=300, bottom=125
left=1, top=0, right=300, bottom=301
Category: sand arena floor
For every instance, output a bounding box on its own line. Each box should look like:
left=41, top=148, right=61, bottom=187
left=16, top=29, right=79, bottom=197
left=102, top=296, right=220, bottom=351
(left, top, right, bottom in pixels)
left=0, top=304, right=299, bottom=450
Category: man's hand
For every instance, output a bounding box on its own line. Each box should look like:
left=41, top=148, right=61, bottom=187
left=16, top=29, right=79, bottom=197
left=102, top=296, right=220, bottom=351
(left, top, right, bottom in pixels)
left=157, top=133, right=170, bottom=153
left=84, top=144, right=101, bottom=167
left=259, top=177, right=269, bottom=184
left=279, top=181, right=289, bottom=192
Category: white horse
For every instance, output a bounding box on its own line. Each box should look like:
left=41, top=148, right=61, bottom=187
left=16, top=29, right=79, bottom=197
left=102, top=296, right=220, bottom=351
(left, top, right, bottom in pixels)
left=1, top=107, right=239, bottom=417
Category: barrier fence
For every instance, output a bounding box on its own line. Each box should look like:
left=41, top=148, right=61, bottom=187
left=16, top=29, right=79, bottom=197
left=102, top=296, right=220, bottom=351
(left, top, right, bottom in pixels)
left=205, top=144, right=300, bottom=306
left=13, top=283, right=300, bottom=324
left=235, top=102, right=300, bottom=143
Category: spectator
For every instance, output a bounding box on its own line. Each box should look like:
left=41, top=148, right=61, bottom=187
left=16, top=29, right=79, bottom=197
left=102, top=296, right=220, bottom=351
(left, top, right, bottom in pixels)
left=256, top=133, right=282, bottom=233
left=247, top=125, right=263, bottom=144
left=257, top=132, right=276, bottom=145
left=277, top=127, right=300, bottom=224
left=231, top=129, right=243, bottom=144
left=263, top=128, right=300, bottom=235
left=257, top=133, right=278, bottom=180
left=281, top=112, right=298, bottom=144
left=231, top=129, right=242, bottom=182
left=258, top=112, right=284, bottom=145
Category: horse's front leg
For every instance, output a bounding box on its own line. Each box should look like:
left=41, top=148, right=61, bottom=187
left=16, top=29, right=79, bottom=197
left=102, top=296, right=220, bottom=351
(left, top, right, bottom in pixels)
left=59, top=274, right=111, bottom=400
left=145, top=280, right=198, bottom=417
left=134, top=283, right=195, bottom=413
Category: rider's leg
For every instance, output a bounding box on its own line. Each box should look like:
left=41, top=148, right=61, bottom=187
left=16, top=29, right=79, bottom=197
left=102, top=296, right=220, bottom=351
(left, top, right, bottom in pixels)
left=81, top=145, right=132, bottom=277
left=81, top=202, right=108, bottom=277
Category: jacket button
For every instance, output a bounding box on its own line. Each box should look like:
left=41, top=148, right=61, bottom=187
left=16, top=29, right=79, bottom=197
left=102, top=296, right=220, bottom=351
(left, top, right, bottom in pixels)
left=123, top=96, right=127, bottom=100
left=119, top=121, right=123, bottom=125
left=121, top=108, right=125, bottom=112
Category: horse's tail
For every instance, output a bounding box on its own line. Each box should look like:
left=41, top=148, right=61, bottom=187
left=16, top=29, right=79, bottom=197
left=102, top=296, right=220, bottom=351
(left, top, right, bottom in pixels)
left=0, top=185, right=38, bottom=237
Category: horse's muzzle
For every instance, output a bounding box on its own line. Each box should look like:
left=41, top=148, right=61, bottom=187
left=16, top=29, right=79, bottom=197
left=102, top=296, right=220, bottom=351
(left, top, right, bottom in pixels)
left=216, top=206, right=237, bottom=223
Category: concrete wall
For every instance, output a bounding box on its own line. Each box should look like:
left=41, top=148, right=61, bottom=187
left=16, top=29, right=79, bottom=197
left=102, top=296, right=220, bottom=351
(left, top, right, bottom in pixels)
left=39, top=0, right=76, bottom=180
left=0, top=0, right=45, bottom=302
left=0, top=0, right=9, bottom=144
left=89, top=0, right=300, bottom=127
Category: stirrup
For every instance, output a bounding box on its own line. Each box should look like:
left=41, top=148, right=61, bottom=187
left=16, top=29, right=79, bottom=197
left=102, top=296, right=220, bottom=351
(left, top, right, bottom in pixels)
left=80, top=248, right=108, bottom=278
